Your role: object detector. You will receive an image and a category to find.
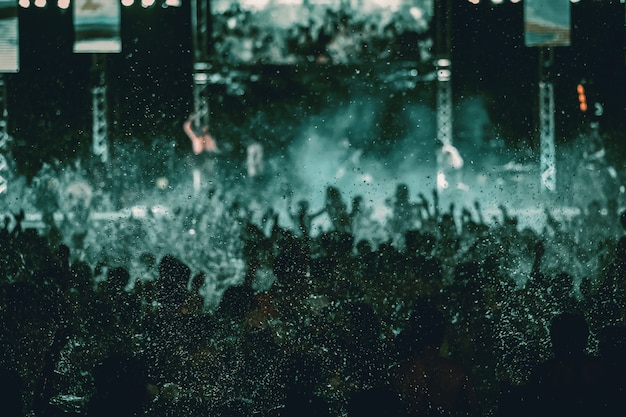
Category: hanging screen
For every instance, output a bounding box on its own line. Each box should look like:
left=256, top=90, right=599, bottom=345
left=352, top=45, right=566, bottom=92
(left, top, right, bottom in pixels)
left=211, top=0, right=433, bottom=65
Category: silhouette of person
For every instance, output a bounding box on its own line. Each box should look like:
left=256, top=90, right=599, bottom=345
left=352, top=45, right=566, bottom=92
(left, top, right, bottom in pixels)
left=290, top=199, right=315, bottom=238
left=390, top=301, right=481, bottom=417
left=246, top=142, right=264, bottom=178
left=528, top=312, right=610, bottom=417
left=183, top=112, right=220, bottom=193
left=436, top=142, right=465, bottom=192
left=184, top=113, right=219, bottom=155
left=313, top=185, right=351, bottom=233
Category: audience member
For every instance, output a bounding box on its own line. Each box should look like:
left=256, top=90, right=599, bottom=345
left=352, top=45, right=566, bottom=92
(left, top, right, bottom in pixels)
left=390, top=301, right=482, bottom=417
left=527, top=312, right=609, bottom=417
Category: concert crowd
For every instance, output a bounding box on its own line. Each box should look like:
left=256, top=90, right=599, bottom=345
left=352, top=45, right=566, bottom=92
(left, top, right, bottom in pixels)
left=1, top=174, right=626, bottom=417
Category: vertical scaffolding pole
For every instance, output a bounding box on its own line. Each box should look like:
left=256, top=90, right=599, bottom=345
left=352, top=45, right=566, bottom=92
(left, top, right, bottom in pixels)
left=191, top=0, right=211, bottom=130
left=91, top=54, right=109, bottom=163
left=539, top=47, right=556, bottom=192
left=0, top=74, right=8, bottom=148
left=0, top=74, right=8, bottom=195
left=433, top=0, right=456, bottom=200
left=436, top=60, right=453, bottom=147
left=434, top=0, right=453, bottom=148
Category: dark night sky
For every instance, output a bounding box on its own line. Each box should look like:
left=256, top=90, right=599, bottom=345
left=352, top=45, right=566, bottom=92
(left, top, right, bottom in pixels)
left=4, top=1, right=625, bottom=179
left=452, top=0, right=626, bottom=147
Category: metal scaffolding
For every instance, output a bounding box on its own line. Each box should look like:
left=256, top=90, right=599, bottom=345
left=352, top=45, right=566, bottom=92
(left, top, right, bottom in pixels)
left=436, top=60, right=453, bottom=147
left=0, top=74, right=8, bottom=194
left=191, top=0, right=211, bottom=130
left=539, top=48, right=556, bottom=192
left=0, top=74, right=8, bottom=149
left=434, top=0, right=453, bottom=148
left=91, top=54, right=109, bottom=163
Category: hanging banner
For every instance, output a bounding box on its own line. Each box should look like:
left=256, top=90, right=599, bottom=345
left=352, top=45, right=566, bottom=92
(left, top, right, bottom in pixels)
left=0, top=0, right=19, bottom=72
left=524, top=0, right=570, bottom=47
left=73, top=0, right=122, bottom=53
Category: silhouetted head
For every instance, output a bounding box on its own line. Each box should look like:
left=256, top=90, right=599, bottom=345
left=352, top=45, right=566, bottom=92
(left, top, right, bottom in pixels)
left=70, top=260, right=93, bottom=291
left=190, top=272, right=205, bottom=293
left=326, top=185, right=342, bottom=202
left=397, top=301, right=445, bottom=358
left=297, top=199, right=309, bottom=210
left=356, top=239, right=373, bottom=256
left=395, top=183, right=409, bottom=201
left=106, top=266, right=131, bottom=292
left=158, top=254, right=191, bottom=284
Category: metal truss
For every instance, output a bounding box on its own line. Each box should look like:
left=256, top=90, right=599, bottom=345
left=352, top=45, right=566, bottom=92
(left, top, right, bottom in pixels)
left=191, top=0, right=211, bottom=129
left=436, top=69, right=453, bottom=147
left=538, top=80, right=556, bottom=192
left=91, top=54, right=109, bottom=163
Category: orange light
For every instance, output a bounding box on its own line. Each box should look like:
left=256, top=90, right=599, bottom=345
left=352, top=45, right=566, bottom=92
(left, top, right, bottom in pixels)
left=577, top=84, right=587, bottom=111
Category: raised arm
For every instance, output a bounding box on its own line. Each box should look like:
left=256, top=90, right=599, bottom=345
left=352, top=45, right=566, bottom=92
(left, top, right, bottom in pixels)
left=183, top=114, right=204, bottom=155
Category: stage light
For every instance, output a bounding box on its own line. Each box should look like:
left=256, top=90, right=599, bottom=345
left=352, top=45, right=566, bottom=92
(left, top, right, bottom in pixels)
left=577, top=83, right=587, bottom=112
left=34, top=0, right=46, bottom=8
left=468, top=0, right=480, bottom=4
left=409, top=6, right=423, bottom=20
left=491, top=0, right=504, bottom=4
left=164, top=0, right=181, bottom=7
left=142, top=0, right=156, bottom=8
left=18, top=0, right=30, bottom=8
left=121, top=0, right=134, bottom=7
left=571, top=0, right=581, bottom=3
left=436, top=58, right=451, bottom=68
left=511, top=0, right=522, bottom=3
left=57, top=0, right=70, bottom=9
left=156, top=177, right=169, bottom=189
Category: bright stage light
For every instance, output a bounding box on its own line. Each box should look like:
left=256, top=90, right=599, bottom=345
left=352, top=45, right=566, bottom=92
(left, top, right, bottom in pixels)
left=121, top=0, right=134, bottom=7
left=57, top=0, right=70, bottom=9
left=436, top=58, right=451, bottom=68
left=468, top=0, right=480, bottom=5
left=571, top=0, right=581, bottom=3
left=34, top=0, right=46, bottom=8
left=142, top=0, right=156, bottom=8
left=18, top=0, right=30, bottom=8
left=511, top=0, right=522, bottom=4
left=164, top=0, right=181, bottom=7
left=409, top=7, right=423, bottom=20
left=491, top=0, right=504, bottom=4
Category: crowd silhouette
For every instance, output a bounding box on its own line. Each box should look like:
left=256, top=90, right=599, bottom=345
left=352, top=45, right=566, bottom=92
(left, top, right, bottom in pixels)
left=1, top=182, right=626, bottom=417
